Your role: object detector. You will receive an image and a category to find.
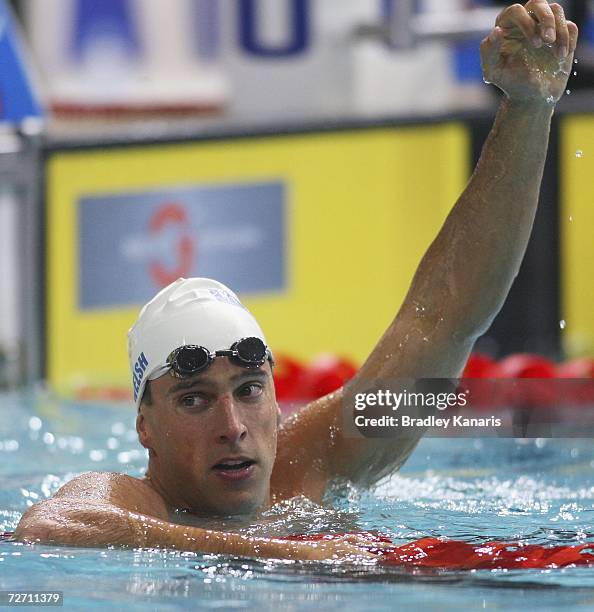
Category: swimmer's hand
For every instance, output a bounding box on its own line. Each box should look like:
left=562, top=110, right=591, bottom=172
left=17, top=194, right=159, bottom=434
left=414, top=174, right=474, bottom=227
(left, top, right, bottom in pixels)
left=287, top=533, right=389, bottom=562
left=481, top=0, right=578, bottom=104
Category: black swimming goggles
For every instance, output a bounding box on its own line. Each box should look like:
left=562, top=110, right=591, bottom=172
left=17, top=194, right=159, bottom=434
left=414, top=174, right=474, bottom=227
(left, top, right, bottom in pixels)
left=165, top=337, right=274, bottom=378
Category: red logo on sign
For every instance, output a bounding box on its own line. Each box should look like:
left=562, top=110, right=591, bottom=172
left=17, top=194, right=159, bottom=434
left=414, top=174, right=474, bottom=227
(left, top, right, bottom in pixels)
left=148, top=203, right=195, bottom=287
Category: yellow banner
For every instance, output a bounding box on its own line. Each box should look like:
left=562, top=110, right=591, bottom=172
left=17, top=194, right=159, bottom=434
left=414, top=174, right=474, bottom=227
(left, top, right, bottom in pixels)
left=560, top=115, right=594, bottom=357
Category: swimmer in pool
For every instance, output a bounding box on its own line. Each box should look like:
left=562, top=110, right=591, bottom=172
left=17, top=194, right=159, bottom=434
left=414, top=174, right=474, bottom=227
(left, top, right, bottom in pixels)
left=16, top=0, right=578, bottom=561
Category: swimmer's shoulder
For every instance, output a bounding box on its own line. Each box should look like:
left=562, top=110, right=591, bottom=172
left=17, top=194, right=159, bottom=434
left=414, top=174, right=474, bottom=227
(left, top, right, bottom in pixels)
left=272, top=397, right=338, bottom=503
left=52, top=471, right=169, bottom=519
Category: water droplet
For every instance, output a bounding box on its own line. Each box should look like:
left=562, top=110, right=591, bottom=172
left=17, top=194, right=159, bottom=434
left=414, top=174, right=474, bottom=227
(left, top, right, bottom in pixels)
left=566, top=89, right=571, bottom=95
left=559, top=319, right=566, bottom=329
left=574, top=58, right=578, bottom=64
left=573, top=71, right=578, bottom=76
left=569, top=215, right=573, bottom=222
left=28, top=416, right=42, bottom=431
left=89, top=449, right=105, bottom=462
left=546, top=95, right=555, bottom=104
left=3, top=439, right=19, bottom=451
left=576, top=150, right=583, bottom=158
left=111, top=422, right=126, bottom=436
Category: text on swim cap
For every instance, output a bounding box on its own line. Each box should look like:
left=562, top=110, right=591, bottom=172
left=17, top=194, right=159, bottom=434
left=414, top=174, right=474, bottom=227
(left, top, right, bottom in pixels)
left=132, top=352, right=149, bottom=402
left=208, top=288, right=247, bottom=310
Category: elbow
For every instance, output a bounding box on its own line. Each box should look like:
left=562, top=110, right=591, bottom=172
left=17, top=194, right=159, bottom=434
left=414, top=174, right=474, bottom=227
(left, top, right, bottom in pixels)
left=15, top=507, right=57, bottom=544
left=462, top=302, right=505, bottom=341
left=16, top=503, right=146, bottom=549
left=14, top=501, right=96, bottom=547
left=448, top=291, right=507, bottom=343
left=458, top=268, right=520, bottom=340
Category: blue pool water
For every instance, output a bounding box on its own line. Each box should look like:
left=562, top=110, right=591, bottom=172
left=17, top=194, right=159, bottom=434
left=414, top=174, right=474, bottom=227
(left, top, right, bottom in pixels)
left=2, top=389, right=594, bottom=611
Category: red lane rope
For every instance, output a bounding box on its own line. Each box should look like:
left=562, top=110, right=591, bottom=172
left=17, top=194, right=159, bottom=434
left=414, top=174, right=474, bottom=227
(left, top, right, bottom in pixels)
left=285, top=533, right=594, bottom=569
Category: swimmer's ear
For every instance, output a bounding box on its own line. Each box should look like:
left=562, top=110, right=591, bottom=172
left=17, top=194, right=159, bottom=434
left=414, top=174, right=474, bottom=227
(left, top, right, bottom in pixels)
left=136, top=410, right=152, bottom=451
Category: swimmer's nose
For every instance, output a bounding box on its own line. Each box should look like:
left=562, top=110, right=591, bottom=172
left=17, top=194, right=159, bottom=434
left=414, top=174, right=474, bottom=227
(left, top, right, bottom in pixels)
left=215, top=398, right=247, bottom=444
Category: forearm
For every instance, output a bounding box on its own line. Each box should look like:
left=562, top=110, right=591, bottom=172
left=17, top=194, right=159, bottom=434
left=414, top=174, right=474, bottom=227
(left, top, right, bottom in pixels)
left=123, top=510, right=304, bottom=558
left=15, top=502, right=309, bottom=560
left=405, top=97, right=554, bottom=341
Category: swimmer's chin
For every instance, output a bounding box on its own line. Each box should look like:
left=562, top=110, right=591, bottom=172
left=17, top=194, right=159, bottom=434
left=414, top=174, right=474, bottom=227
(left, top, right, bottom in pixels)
left=169, top=501, right=269, bottom=528
left=169, top=487, right=272, bottom=522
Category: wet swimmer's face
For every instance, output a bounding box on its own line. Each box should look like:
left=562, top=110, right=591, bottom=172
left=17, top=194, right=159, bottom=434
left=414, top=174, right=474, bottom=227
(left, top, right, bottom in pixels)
left=137, top=358, right=280, bottom=516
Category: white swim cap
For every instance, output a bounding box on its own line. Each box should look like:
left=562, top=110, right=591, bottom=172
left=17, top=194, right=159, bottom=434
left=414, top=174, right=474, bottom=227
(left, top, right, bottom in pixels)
left=128, top=277, right=269, bottom=408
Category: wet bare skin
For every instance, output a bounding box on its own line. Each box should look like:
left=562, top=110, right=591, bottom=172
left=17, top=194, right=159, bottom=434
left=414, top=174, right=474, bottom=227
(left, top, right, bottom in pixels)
left=15, top=0, right=579, bottom=562
left=133, top=359, right=357, bottom=518
left=137, top=360, right=281, bottom=518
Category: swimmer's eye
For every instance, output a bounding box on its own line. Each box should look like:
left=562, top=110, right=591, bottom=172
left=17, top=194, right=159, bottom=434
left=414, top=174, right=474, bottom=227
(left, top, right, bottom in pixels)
left=179, top=393, right=209, bottom=409
left=236, top=382, right=264, bottom=401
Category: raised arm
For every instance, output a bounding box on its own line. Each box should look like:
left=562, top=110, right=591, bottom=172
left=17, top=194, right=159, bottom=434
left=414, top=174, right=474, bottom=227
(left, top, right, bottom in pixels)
left=276, top=0, right=578, bottom=491
left=15, top=472, right=377, bottom=561
left=358, top=0, right=578, bottom=380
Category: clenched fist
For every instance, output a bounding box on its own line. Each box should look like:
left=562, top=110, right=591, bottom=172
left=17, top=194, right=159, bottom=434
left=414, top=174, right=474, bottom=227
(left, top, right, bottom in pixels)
left=481, top=0, right=578, bottom=103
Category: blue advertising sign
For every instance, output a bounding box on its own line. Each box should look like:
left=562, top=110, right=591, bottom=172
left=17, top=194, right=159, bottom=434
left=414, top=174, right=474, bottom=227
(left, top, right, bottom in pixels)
left=78, top=181, right=286, bottom=309
left=0, top=0, right=44, bottom=124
